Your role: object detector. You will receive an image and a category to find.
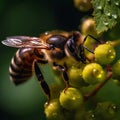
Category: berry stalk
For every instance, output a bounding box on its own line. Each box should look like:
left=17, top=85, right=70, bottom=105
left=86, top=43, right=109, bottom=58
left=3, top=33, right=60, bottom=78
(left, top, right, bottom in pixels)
left=84, top=70, right=112, bottom=101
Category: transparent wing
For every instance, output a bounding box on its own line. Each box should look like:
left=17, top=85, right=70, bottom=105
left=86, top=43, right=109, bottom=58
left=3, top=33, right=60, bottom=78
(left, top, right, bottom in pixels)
left=2, top=36, right=49, bottom=48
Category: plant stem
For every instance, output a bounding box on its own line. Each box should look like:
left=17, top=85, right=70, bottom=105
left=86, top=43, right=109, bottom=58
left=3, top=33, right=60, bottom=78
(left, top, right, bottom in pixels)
left=110, top=39, right=120, bottom=47
left=84, top=71, right=112, bottom=101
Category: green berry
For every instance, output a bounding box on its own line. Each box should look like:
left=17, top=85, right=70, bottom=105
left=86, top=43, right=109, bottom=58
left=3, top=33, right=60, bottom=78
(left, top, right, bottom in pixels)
left=113, top=79, right=120, bottom=86
left=82, top=63, right=106, bottom=84
left=74, top=0, right=92, bottom=12
left=68, top=66, right=88, bottom=87
left=112, top=59, right=120, bottom=76
left=94, top=44, right=116, bottom=65
left=59, top=87, right=83, bottom=110
left=81, top=18, right=101, bottom=38
left=44, top=99, right=65, bottom=120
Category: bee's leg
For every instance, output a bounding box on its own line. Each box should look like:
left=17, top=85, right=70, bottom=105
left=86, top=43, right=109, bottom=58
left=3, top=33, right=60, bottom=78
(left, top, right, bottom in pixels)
left=53, top=62, right=69, bottom=92
left=83, top=34, right=101, bottom=43
left=34, top=61, right=50, bottom=104
left=82, top=34, right=102, bottom=54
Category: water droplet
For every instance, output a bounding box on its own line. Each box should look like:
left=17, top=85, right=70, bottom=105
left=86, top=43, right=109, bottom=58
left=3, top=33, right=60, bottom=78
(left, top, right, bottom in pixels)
left=108, top=104, right=118, bottom=113
left=112, top=105, right=117, bottom=110
left=93, top=69, right=99, bottom=75
left=93, top=69, right=103, bottom=79
left=97, top=6, right=102, bottom=10
left=106, top=12, right=111, bottom=17
left=72, top=97, right=76, bottom=100
left=91, top=114, right=95, bottom=118
left=106, top=41, right=112, bottom=45
left=103, top=21, right=109, bottom=26
left=112, top=14, right=118, bottom=19
left=45, top=31, right=50, bottom=35
left=115, top=2, right=119, bottom=6
left=108, top=49, right=116, bottom=59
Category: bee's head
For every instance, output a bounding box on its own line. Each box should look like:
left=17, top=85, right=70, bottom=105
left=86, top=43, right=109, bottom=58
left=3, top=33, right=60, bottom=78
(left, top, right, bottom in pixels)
left=45, top=31, right=86, bottom=63
left=65, top=31, right=86, bottom=63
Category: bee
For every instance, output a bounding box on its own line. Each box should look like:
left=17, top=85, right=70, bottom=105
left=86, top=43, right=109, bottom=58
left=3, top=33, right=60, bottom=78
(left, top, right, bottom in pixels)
left=2, top=30, right=100, bottom=103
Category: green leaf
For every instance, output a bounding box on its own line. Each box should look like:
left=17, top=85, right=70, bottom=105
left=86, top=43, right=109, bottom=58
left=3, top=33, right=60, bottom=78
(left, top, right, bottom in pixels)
left=93, top=0, right=120, bottom=34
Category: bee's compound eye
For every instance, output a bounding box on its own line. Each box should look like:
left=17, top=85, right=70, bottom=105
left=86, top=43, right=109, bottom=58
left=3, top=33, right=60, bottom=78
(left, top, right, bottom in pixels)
left=46, top=35, right=66, bottom=49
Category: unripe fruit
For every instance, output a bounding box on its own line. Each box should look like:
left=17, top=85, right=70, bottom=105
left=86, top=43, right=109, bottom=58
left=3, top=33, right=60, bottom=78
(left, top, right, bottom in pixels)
left=94, top=44, right=116, bottom=65
left=44, top=99, right=65, bottom=120
left=82, top=63, right=106, bottom=84
left=81, top=18, right=101, bottom=37
left=59, top=87, right=83, bottom=110
left=68, top=66, right=88, bottom=87
left=113, top=79, right=120, bottom=86
left=74, top=0, right=92, bottom=12
left=112, top=59, right=120, bottom=76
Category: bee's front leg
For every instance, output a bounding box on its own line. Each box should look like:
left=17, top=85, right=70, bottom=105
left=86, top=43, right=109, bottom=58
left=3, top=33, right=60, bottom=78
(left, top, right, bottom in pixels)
left=53, top=62, right=69, bottom=92
left=34, top=61, right=50, bottom=104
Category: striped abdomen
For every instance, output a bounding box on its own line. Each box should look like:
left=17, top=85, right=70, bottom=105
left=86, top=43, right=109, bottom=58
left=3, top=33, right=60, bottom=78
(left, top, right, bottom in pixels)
left=9, top=48, right=36, bottom=85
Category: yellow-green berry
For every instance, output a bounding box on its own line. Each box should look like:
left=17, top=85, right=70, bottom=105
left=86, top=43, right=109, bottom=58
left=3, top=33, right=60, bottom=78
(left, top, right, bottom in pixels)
left=81, top=18, right=101, bottom=37
left=59, top=87, right=83, bottom=110
left=94, top=44, right=116, bottom=65
left=112, top=59, right=120, bottom=76
left=82, top=63, right=106, bottom=84
left=44, top=99, right=65, bottom=120
left=68, top=66, right=88, bottom=87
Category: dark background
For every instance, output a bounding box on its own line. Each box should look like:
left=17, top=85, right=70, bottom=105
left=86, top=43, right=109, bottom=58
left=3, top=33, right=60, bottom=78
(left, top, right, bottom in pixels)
left=0, top=0, right=84, bottom=119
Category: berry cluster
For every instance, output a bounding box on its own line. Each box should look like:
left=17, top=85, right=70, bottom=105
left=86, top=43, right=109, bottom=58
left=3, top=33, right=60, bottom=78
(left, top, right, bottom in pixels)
left=44, top=0, right=120, bottom=118
left=44, top=18, right=120, bottom=120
